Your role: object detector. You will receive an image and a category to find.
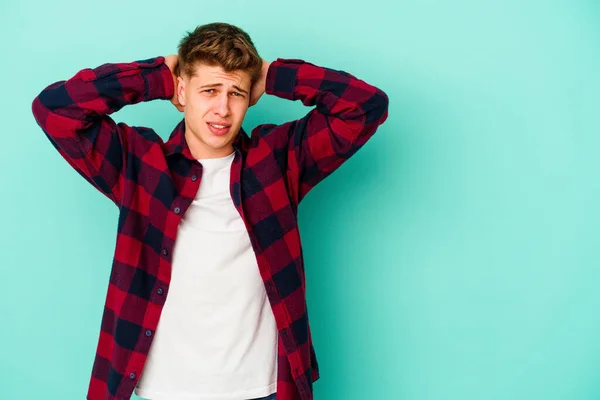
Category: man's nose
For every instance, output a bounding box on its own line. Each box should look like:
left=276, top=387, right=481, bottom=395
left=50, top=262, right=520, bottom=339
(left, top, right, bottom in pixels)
left=214, top=94, right=230, bottom=117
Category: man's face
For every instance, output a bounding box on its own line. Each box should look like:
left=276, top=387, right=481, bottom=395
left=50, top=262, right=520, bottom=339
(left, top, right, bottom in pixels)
left=177, top=63, right=252, bottom=159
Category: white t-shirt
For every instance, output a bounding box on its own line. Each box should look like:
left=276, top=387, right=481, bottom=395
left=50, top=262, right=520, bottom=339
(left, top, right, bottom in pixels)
left=135, top=150, right=278, bottom=400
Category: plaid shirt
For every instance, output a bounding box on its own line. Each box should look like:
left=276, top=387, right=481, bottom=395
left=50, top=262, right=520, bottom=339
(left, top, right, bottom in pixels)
left=32, top=55, right=388, bottom=400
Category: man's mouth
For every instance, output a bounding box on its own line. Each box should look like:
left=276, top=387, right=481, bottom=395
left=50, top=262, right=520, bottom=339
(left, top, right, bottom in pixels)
left=208, top=123, right=229, bottom=129
left=207, top=122, right=232, bottom=136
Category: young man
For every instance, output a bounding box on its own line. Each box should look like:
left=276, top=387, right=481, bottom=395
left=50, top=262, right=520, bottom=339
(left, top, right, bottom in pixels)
left=32, top=22, right=388, bottom=400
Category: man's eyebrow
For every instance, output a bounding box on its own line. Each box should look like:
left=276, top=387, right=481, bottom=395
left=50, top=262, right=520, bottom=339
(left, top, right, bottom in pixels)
left=198, top=83, right=249, bottom=95
left=232, top=85, right=249, bottom=95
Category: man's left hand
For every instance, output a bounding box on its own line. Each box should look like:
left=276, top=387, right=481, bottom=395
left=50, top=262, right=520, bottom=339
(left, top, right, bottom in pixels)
left=249, top=59, right=271, bottom=107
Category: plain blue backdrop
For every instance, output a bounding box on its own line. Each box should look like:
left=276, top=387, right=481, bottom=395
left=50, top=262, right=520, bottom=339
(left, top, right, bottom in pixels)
left=2, top=0, right=600, bottom=399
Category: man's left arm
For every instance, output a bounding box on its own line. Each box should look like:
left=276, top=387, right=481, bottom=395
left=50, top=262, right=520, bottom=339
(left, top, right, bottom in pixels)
left=259, top=58, right=389, bottom=205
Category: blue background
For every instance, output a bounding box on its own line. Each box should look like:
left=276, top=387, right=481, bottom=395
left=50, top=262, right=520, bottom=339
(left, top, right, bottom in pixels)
left=1, top=0, right=600, bottom=398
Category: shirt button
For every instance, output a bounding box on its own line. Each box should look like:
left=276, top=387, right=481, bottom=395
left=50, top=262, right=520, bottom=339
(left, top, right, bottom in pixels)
left=191, top=175, right=197, bottom=181
left=129, top=372, right=136, bottom=380
left=162, top=248, right=168, bottom=256
left=145, top=329, right=153, bottom=337
left=157, top=288, right=164, bottom=295
left=174, top=207, right=181, bottom=214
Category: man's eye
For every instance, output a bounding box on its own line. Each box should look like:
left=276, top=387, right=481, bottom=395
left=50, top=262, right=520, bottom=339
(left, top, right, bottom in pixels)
left=203, top=89, right=215, bottom=93
left=232, top=92, right=242, bottom=97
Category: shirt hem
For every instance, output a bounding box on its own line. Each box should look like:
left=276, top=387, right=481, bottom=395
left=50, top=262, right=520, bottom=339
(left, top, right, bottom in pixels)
left=134, top=382, right=277, bottom=400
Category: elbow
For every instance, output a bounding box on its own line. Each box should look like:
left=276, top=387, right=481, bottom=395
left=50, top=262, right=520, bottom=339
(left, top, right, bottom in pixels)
left=31, top=84, right=53, bottom=127
left=31, top=80, right=68, bottom=126
left=344, top=88, right=389, bottom=148
left=364, top=87, right=389, bottom=126
left=375, top=88, right=389, bottom=125
left=31, top=95, right=44, bottom=127
left=32, top=79, right=78, bottom=134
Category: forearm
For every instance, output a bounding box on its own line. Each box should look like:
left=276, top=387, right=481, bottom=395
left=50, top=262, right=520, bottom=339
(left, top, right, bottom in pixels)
left=32, top=56, right=174, bottom=135
left=265, top=58, right=389, bottom=132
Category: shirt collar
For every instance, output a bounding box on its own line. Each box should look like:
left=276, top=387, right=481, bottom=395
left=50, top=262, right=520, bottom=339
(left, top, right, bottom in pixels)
left=164, top=118, right=249, bottom=159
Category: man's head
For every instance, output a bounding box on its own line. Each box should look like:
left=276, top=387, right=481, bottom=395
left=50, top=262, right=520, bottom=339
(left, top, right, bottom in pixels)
left=176, top=22, right=262, bottom=159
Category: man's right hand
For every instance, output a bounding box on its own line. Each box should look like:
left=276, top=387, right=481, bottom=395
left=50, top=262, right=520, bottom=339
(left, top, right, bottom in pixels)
left=164, top=55, right=183, bottom=112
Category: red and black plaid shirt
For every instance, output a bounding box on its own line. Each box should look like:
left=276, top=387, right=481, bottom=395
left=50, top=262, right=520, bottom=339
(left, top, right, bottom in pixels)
left=32, top=56, right=388, bottom=400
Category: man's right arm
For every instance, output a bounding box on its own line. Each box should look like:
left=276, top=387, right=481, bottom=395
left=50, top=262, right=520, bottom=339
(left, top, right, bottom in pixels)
left=31, top=56, right=176, bottom=206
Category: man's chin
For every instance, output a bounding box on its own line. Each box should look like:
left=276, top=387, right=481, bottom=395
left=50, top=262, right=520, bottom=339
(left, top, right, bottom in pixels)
left=201, top=133, right=236, bottom=150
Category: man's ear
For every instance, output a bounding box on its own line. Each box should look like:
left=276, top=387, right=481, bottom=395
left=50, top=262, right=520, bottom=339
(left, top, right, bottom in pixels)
left=177, top=76, right=186, bottom=107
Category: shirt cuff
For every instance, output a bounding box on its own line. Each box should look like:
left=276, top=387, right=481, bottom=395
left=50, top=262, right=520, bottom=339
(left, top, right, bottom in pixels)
left=265, top=58, right=306, bottom=101
left=139, top=56, right=175, bottom=102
